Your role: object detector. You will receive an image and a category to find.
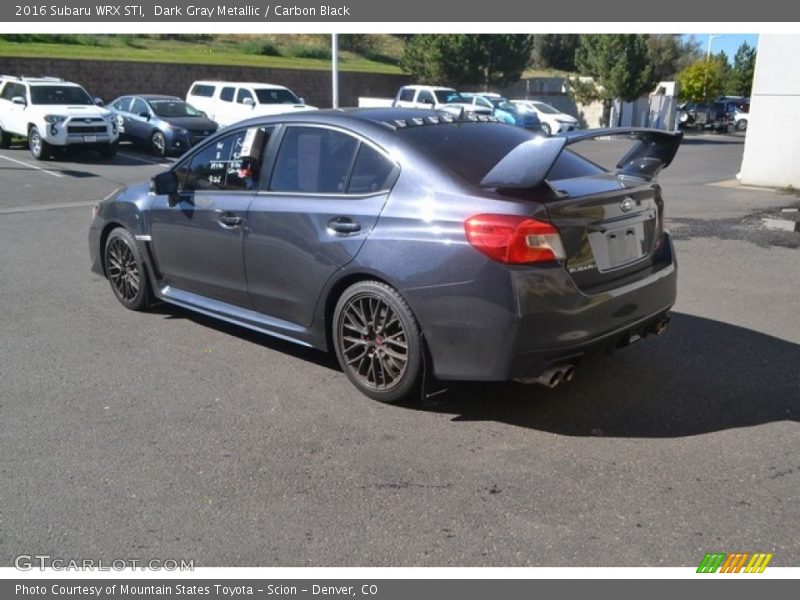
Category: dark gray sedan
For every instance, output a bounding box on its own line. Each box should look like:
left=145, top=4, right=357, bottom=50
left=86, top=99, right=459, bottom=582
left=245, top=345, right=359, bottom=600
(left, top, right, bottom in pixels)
left=89, top=108, right=680, bottom=403
left=108, top=94, right=218, bottom=156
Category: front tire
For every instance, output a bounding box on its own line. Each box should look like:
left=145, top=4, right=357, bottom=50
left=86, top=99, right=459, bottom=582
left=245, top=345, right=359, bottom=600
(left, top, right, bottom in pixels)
left=0, top=125, right=11, bottom=149
left=150, top=131, right=167, bottom=156
left=99, top=142, right=118, bottom=159
left=541, top=122, right=552, bottom=136
left=333, top=281, right=423, bottom=403
left=104, top=228, right=150, bottom=311
left=736, top=119, right=748, bottom=132
left=28, top=127, right=52, bottom=160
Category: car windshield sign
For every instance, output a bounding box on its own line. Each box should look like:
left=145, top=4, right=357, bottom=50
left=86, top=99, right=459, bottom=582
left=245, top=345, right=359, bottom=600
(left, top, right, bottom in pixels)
left=30, top=85, right=93, bottom=105
left=254, top=88, right=301, bottom=104
left=149, top=100, right=201, bottom=117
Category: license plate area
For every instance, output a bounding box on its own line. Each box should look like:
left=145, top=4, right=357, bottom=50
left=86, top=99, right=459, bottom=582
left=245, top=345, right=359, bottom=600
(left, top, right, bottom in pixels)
left=588, top=214, right=652, bottom=272
left=83, top=135, right=97, bottom=143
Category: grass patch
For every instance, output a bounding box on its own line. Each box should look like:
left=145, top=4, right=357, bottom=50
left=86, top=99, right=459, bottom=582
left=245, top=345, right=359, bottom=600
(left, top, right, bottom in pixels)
left=0, top=34, right=404, bottom=74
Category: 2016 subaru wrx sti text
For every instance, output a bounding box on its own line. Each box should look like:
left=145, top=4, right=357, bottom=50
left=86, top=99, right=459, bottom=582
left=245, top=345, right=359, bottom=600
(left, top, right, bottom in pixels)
left=89, top=108, right=681, bottom=403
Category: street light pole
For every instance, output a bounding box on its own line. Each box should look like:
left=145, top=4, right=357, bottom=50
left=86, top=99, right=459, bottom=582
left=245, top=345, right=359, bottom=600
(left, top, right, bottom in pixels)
left=703, top=34, right=722, bottom=102
left=331, top=33, right=339, bottom=109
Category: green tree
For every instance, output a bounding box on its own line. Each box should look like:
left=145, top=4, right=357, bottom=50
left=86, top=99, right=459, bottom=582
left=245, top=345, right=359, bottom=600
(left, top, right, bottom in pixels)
left=729, top=41, right=757, bottom=97
left=676, top=60, right=726, bottom=102
left=575, top=34, right=657, bottom=126
left=532, top=34, right=580, bottom=71
left=400, top=34, right=532, bottom=89
left=646, top=34, right=703, bottom=81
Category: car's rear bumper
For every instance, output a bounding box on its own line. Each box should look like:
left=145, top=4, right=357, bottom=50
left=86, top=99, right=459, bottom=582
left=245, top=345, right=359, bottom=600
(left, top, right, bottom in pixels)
left=405, top=233, right=677, bottom=381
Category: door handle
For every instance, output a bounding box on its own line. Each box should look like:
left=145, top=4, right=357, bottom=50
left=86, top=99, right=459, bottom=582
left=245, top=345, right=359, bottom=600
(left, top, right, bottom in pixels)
left=327, top=217, right=361, bottom=234
left=218, top=212, right=243, bottom=227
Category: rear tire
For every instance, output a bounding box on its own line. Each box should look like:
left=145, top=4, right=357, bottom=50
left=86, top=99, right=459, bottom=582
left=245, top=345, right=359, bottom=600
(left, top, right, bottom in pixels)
left=332, top=281, right=423, bottom=404
left=103, top=228, right=151, bottom=311
left=28, top=126, right=51, bottom=160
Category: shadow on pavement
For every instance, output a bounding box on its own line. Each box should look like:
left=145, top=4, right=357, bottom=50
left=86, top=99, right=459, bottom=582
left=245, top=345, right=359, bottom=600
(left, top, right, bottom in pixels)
left=153, top=306, right=798, bottom=438
left=412, top=312, right=799, bottom=438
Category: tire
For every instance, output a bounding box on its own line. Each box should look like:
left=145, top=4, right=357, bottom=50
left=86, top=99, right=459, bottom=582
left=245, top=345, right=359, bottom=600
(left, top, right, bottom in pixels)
left=103, top=228, right=151, bottom=311
left=332, top=280, right=423, bottom=403
left=150, top=130, right=167, bottom=156
left=99, top=142, right=118, bottom=159
left=736, top=119, right=748, bottom=132
left=0, top=125, right=11, bottom=149
left=28, top=126, right=52, bottom=160
left=541, top=122, right=552, bottom=136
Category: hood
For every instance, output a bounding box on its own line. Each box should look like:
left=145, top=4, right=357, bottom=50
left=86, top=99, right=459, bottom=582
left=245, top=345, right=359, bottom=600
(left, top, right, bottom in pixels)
left=555, top=113, right=578, bottom=124
left=439, top=103, right=493, bottom=116
left=160, top=115, right=218, bottom=131
left=47, top=105, right=111, bottom=118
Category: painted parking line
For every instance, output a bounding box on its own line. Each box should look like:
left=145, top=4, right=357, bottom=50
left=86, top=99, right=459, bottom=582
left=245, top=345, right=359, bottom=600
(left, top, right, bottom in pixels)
left=117, top=151, right=172, bottom=167
left=0, top=200, right=96, bottom=215
left=0, top=153, right=62, bottom=178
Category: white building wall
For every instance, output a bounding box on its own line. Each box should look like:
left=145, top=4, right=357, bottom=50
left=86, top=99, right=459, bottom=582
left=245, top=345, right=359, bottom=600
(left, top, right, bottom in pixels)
left=739, top=35, right=800, bottom=188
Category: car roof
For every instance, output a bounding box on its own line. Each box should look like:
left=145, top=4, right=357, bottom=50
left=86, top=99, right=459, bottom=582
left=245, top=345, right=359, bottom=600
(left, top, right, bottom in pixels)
left=138, top=95, right=183, bottom=101
left=1, top=76, right=80, bottom=86
left=191, top=81, right=289, bottom=90
left=401, top=85, right=456, bottom=91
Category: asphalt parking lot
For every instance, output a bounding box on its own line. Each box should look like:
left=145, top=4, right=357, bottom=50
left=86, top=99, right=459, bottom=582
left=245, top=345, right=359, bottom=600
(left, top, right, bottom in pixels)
left=1, top=134, right=798, bottom=567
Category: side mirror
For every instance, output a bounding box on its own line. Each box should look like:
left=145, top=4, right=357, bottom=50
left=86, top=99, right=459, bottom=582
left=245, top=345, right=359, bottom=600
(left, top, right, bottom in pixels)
left=94, top=97, right=104, bottom=107
left=152, top=171, right=179, bottom=206
left=242, top=97, right=255, bottom=107
left=298, top=97, right=305, bottom=105
left=12, top=96, right=26, bottom=106
left=139, top=111, right=151, bottom=120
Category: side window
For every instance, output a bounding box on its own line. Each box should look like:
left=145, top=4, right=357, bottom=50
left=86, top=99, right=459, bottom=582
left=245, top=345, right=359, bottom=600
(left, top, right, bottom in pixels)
left=130, top=98, right=149, bottom=116
left=112, top=97, right=131, bottom=112
left=220, top=87, right=235, bottom=102
left=417, top=90, right=435, bottom=105
left=270, top=127, right=359, bottom=194
left=398, top=88, right=415, bottom=102
left=177, top=127, right=273, bottom=192
left=347, top=145, right=396, bottom=194
left=237, top=88, right=254, bottom=104
left=190, top=84, right=215, bottom=97
left=1, top=83, right=25, bottom=101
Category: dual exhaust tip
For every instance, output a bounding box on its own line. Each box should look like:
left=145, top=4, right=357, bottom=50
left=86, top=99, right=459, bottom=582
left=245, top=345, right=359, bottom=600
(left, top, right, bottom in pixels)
left=516, top=364, right=576, bottom=389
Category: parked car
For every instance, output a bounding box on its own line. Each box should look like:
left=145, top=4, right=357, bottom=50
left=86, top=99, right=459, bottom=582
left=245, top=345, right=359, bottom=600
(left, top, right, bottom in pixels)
left=510, top=100, right=579, bottom=136
left=462, top=93, right=542, bottom=131
left=186, top=80, right=316, bottom=128
left=392, top=85, right=492, bottom=116
left=678, top=100, right=739, bottom=132
left=108, top=95, right=218, bottom=156
left=90, top=109, right=680, bottom=403
left=0, top=75, right=119, bottom=160
left=735, top=108, right=749, bottom=131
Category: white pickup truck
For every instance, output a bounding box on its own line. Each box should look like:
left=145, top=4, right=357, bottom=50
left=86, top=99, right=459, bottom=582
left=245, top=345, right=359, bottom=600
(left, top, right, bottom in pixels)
left=0, top=76, right=119, bottom=160
left=358, top=85, right=492, bottom=117
left=186, top=80, right=317, bottom=128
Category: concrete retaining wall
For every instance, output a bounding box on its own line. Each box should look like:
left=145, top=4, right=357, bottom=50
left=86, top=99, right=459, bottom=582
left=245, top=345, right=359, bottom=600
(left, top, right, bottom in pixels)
left=0, top=56, right=411, bottom=109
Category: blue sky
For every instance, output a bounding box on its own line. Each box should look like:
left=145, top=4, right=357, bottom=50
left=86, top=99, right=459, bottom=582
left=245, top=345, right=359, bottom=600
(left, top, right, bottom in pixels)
left=682, top=34, right=759, bottom=60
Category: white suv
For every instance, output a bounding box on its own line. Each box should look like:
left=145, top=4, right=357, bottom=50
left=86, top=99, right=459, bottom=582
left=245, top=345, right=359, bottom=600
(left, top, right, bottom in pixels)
left=392, top=85, right=491, bottom=116
left=0, top=76, right=119, bottom=160
left=186, top=81, right=316, bottom=128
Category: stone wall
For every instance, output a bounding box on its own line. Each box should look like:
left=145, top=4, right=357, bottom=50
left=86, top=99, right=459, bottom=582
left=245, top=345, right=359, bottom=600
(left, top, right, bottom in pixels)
left=0, top=56, right=411, bottom=108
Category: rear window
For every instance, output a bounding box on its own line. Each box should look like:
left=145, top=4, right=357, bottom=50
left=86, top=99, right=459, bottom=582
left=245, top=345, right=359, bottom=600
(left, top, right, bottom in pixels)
left=396, top=122, right=534, bottom=186
left=190, top=84, right=215, bottom=97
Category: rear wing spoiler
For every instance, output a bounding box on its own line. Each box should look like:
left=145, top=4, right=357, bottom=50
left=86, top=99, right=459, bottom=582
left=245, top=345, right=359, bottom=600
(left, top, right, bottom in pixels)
left=479, top=127, right=683, bottom=190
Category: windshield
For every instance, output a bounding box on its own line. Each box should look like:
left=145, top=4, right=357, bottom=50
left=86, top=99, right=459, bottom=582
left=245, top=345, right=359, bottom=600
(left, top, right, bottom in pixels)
left=30, top=85, right=93, bottom=105
left=434, top=90, right=467, bottom=104
left=149, top=99, right=202, bottom=118
left=254, top=88, right=301, bottom=104
left=532, top=102, right=561, bottom=114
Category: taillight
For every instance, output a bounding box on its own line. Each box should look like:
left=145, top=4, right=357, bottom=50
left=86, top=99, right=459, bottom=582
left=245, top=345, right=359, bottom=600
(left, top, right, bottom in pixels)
left=464, top=214, right=566, bottom=264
